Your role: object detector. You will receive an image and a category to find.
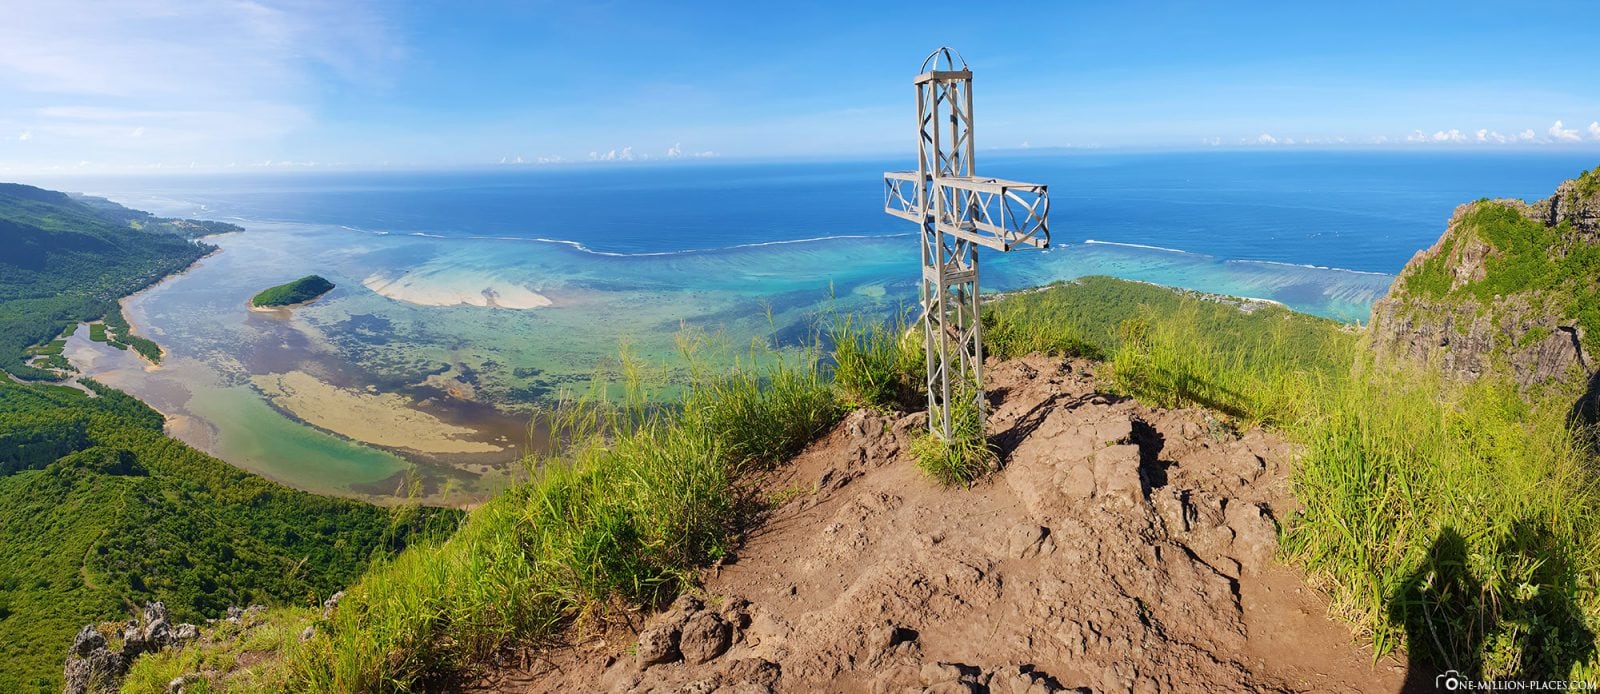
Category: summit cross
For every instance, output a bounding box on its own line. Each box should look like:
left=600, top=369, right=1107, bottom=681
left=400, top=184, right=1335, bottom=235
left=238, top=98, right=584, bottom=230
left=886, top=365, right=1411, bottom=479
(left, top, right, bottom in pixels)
left=883, top=47, right=1053, bottom=440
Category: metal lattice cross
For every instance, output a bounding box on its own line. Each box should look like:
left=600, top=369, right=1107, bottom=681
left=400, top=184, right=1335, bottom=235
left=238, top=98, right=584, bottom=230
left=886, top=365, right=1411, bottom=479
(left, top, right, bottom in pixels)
left=883, top=47, right=1052, bottom=440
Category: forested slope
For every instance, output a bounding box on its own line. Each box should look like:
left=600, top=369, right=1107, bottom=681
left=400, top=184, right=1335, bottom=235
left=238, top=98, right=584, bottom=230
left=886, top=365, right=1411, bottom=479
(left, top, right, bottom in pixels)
left=0, top=183, right=234, bottom=379
left=0, top=182, right=460, bottom=692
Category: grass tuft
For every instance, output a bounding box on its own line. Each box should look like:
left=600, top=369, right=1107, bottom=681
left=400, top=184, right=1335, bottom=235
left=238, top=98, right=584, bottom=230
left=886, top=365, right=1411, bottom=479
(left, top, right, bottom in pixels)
left=827, top=313, right=922, bottom=411
left=910, top=386, right=996, bottom=486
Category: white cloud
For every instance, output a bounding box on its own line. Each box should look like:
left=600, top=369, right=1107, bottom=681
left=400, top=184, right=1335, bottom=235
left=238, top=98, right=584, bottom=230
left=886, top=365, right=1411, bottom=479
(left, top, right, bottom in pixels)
left=1518, top=129, right=1537, bottom=141
left=1589, top=121, right=1600, bottom=141
left=666, top=142, right=682, bottom=158
left=1548, top=120, right=1581, bottom=142
left=589, top=147, right=636, bottom=162
left=1406, top=130, right=1427, bottom=143
left=692, top=150, right=716, bottom=158
left=0, top=1, right=397, bottom=169
left=1254, top=132, right=1277, bottom=145
left=17, top=130, right=31, bottom=141
left=1432, top=129, right=1465, bottom=143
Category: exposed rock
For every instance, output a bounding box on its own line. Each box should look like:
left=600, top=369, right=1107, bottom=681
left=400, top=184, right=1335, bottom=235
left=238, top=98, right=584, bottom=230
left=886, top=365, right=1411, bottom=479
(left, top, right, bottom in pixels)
left=496, top=355, right=1402, bottom=693
left=64, top=603, right=209, bottom=694
left=64, top=626, right=124, bottom=694
left=322, top=590, right=345, bottom=618
left=166, top=673, right=201, bottom=694
left=635, top=624, right=682, bottom=668
left=172, top=623, right=200, bottom=642
left=680, top=611, right=732, bottom=664
left=1369, top=168, right=1600, bottom=393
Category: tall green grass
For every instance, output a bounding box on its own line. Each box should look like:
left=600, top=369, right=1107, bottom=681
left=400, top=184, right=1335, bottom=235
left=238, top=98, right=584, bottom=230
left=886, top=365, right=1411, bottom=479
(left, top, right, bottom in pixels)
left=909, top=384, right=996, bottom=486
left=1283, top=362, right=1600, bottom=680
left=826, top=314, right=922, bottom=411
left=277, top=343, right=841, bottom=691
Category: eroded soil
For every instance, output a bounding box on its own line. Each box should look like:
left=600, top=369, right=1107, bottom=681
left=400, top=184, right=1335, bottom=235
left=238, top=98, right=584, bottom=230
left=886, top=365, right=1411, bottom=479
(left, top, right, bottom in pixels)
left=474, top=355, right=1408, bottom=693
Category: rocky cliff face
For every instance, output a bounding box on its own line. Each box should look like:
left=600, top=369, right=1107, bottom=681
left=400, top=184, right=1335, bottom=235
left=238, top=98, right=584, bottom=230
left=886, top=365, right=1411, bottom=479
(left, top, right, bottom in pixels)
left=1369, top=167, right=1600, bottom=392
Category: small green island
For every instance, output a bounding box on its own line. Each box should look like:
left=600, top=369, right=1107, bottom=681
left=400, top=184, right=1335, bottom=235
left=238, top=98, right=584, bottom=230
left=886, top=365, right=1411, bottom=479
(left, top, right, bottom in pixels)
left=250, top=275, right=336, bottom=308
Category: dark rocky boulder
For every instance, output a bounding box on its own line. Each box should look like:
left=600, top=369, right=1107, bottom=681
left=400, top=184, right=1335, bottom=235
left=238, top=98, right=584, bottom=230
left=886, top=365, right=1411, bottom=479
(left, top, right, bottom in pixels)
left=63, top=602, right=200, bottom=694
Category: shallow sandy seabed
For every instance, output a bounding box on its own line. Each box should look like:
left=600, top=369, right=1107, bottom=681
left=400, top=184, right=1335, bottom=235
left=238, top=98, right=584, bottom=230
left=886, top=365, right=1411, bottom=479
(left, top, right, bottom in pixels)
left=362, top=272, right=553, bottom=309
left=252, top=371, right=509, bottom=455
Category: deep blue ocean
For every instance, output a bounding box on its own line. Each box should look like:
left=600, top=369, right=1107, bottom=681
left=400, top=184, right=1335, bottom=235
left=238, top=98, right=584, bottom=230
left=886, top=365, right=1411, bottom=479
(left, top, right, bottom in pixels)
left=53, top=150, right=1596, bottom=274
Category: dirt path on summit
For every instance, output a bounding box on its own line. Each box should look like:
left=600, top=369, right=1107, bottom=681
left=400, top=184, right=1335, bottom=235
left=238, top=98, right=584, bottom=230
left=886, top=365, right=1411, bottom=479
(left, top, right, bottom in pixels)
left=476, top=354, right=1410, bottom=692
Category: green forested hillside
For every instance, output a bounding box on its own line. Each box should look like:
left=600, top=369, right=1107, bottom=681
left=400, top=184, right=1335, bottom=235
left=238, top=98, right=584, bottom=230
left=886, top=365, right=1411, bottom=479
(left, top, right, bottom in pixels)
left=0, top=183, right=237, bottom=379
left=0, top=183, right=459, bottom=692
left=0, top=378, right=459, bottom=692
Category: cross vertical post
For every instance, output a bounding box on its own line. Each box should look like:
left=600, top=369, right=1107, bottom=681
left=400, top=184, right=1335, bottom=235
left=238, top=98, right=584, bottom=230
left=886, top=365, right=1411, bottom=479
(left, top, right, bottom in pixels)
left=884, top=47, right=1052, bottom=441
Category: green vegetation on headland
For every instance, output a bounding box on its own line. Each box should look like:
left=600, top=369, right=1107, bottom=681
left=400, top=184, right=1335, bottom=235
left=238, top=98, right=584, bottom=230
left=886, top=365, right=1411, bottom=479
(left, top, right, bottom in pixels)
left=250, top=275, right=336, bottom=308
left=127, top=273, right=1600, bottom=689
left=0, top=182, right=455, bottom=692
left=0, top=182, right=233, bottom=379
left=1401, top=197, right=1600, bottom=355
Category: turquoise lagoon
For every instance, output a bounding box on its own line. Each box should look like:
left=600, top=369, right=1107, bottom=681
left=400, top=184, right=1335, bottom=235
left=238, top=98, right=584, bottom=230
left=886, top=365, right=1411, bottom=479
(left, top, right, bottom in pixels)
left=52, top=151, right=1599, bottom=502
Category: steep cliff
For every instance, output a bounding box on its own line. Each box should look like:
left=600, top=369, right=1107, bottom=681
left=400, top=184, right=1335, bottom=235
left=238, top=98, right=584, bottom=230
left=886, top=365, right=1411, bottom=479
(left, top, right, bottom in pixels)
left=1369, top=167, right=1600, bottom=391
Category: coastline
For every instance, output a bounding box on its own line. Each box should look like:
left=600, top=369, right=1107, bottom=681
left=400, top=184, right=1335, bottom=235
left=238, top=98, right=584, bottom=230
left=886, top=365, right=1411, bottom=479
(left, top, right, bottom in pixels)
left=80, top=225, right=528, bottom=505
left=247, top=291, right=333, bottom=313
left=116, top=235, right=232, bottom=334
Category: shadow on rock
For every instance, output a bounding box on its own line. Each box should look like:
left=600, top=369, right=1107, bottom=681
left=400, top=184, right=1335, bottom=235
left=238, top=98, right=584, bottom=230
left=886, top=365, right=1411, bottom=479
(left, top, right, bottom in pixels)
left=1565, top=369, right=1600, bottom=455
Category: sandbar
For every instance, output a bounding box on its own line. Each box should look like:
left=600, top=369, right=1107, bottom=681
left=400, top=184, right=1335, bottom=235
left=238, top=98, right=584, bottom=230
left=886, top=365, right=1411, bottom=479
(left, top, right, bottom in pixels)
left=251, top=371, right=508, bottom=455
left=362, top=272, right=552, bottom=309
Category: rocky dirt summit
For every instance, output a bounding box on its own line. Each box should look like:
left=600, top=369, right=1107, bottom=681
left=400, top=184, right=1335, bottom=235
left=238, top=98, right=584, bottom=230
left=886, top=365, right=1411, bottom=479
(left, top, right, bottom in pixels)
left=475, top=355, right=1403, bottom=692
left=1369, top=166, right=1600, bottom=391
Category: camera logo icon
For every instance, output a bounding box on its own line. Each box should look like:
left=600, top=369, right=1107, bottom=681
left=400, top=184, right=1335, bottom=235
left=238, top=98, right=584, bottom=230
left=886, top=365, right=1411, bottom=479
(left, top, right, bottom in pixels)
left=1435, top=669, right=1466, bottom=691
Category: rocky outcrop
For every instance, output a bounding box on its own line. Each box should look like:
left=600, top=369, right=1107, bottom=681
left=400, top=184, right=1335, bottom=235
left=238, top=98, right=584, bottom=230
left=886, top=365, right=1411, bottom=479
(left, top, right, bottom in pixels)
left=483, top=356, right=1405, bottom=692
left=1369, top=167, right=1600, bottom=391
left=64, top=602, right=201, bottom=694
left=1369, top=293, right=1588, bottom=386
left=1537, top=176, right=1600, bottom=239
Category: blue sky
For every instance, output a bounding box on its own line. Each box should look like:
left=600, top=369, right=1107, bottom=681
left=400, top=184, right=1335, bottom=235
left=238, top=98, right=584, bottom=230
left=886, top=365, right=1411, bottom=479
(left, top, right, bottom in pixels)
left=2, top=1, right=1598, bottom=173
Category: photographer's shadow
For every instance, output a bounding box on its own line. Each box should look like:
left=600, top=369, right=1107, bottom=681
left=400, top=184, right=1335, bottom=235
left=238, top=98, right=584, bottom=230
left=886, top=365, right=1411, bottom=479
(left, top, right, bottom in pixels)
left=1391, top=524, right=1595, bottom=692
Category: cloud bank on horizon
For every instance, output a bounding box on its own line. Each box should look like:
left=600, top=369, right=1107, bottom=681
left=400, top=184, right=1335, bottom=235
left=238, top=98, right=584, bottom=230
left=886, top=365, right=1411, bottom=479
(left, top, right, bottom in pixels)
left=1, top=1, right=1598, bottom=173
